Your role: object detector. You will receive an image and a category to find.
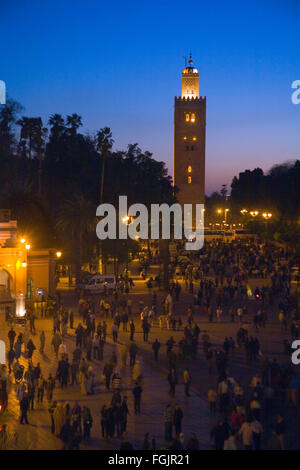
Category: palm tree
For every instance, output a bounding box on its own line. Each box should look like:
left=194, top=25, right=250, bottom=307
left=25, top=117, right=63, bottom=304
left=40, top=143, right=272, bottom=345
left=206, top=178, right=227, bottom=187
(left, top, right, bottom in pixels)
left=48, top=114, right=65, bottom=141
left=0, top=99, right=23, bottom=158
left=17, top=117, right=46, bottom=196
left=96, top=127, right=114, bottom=205
left=96, top=128, right=114, bottom=275
left=66, top=113, right=82, bottom=137
left=56, top=194, right=96, bottom=285
left=17, top=117, right=41, bottom=158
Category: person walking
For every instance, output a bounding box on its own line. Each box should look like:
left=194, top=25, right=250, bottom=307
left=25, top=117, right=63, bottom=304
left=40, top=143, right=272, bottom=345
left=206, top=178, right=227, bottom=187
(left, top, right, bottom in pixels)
left=142, top=320, right=150, bottom=342
left=183, top=368, right=191, bottom=397
left=51, top=332, right=62, bottom=358
left=103, top=360, right=114, bottom=390
left=129, top=320, right=135, bottom=341
left=20, top=391, right=30, bottom=424
left=8, top=327, right=16, bottom=350
left=129, top=342, right=138, bottom=367
left=208, top=387, right=217, bottom=416
left=70, top=359, right=79, bottom=386
left=69, top=309, right=74, bottom=329
left=100, top=405, right=109, bottom=439
left=164, top=404, right=173, bottom=441
left=152, top=339, right=161, bottom=361
left=173, top=404, right=183, bottom=436
left=82, top=406, right=93, bottom=442
left=168, top=368, right=178, bottom=397
left=92, top=334, right=100, bottom=360
left=27, top=379, right=35, bottom=410
left=120, top=396, right=129, bottom=434
left=37, top=375, right=46, bottom=403
left=112, top=323, right=119, bottom=343
left=132, top=384, right=142, bottom=414
left=7, top=348, right=16, bottom=374
left=46, top=374, right=55, bottom=402
left=40, top=331, right=46, bottom=354
left=26, top=339, right=36, bottom=360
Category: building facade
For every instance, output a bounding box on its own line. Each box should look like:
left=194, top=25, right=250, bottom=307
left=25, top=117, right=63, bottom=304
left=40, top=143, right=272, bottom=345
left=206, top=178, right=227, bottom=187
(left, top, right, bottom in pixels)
left=0, top=211, right=58, bottom=316
left=173, top=55, right=206, bottom=225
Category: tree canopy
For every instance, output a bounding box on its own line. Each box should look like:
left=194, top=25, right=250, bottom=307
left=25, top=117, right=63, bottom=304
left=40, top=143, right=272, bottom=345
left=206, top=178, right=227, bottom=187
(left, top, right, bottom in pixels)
left=0, top=99, right=175, bottom=272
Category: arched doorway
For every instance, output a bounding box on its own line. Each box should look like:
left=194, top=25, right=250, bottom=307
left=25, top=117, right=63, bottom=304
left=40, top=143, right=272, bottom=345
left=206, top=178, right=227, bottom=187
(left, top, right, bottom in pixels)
left=0, top=269, right=14, bottom=317
left=0, top=269, right=11, bottom=294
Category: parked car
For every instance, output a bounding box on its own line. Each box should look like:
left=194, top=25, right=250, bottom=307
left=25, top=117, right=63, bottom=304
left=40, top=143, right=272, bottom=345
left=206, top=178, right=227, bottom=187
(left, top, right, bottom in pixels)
left=77, top=274, right=117, bottom=294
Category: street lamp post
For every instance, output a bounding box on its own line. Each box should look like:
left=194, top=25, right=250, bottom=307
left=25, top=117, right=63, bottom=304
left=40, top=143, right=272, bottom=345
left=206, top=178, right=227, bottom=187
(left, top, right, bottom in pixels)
left=217, top=208, right=230, bottom=230
left=262, top=212, right=272, bottom=236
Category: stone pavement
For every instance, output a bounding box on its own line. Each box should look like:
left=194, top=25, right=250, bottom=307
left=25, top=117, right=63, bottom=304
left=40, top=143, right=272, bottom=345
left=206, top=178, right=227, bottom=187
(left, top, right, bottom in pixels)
left=0, top=308, right=211, bottom=450
left=1, top=277, right=299, bottom=450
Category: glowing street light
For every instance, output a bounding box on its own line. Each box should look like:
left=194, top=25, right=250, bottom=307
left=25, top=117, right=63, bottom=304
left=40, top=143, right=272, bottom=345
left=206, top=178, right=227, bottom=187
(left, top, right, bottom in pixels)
left=25, top=244, right=31, bottom=250
left=250, top=211, right=259, bottom=217
left=56, top=251, right=62, bottom=258
left=240, top=209, right=248, bottom=215
left=20, top=237, right=26, bottom=244
left=216, top=208, right=229, bottom=227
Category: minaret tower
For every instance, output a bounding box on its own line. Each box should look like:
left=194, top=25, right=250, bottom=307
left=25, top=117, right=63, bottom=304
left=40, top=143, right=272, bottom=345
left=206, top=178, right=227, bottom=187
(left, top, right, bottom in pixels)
left=173, top=54, right=206, bottom=225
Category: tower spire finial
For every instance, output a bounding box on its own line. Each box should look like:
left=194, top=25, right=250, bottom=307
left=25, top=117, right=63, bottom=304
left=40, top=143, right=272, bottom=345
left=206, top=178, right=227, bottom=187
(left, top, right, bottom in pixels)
left=189, top=52, right=193, bottom=66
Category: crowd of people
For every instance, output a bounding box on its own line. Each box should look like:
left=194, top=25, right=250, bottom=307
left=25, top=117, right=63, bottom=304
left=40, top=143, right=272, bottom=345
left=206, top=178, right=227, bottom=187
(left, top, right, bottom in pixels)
left=1, top=238, right=300, bottom=450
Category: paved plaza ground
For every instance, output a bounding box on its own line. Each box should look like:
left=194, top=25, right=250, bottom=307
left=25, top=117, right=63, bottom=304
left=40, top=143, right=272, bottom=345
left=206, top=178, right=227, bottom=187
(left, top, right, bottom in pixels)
left=1, top=274, right=299, bottom=450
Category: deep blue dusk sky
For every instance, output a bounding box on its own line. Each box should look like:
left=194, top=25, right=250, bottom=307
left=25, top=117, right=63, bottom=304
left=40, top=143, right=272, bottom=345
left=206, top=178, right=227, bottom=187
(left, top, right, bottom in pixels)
left=1, top=0, right=300, bottom=194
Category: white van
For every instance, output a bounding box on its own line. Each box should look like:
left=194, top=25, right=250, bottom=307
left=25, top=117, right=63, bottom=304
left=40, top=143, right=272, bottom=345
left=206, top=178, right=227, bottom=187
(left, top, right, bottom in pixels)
left=78, top=274, right=117, bottom=294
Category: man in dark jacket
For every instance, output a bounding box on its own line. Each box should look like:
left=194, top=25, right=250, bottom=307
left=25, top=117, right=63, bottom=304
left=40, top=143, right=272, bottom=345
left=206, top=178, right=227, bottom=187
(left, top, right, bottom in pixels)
left=168, top=368, right=178, bottom=397
left=152, top=339, right=161, bottom=361
left=8, top=328, right=16, bottom=349
left=20, top=392, right=30, bottom=424
left=210, top=420, right=230, bottom=450
left=129, top=342, right=138, bottom=366
left=173, top=404, right=183, bottom=436
left=103, top=360, right=114, bottom=390
left=132, top=384, right=142, bottom=414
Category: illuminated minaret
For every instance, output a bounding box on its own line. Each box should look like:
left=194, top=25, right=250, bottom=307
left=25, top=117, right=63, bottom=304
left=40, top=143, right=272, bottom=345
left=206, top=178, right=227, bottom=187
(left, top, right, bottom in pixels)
left=173, top=54, right=206, bottom=225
